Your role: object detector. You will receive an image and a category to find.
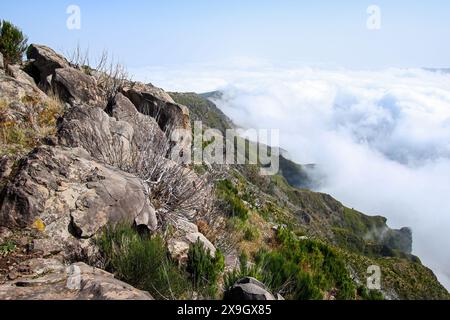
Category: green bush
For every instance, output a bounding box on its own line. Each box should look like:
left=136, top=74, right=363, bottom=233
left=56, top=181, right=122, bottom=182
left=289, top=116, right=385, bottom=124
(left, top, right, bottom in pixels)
left=243, top=226, right=260, bottom=241
left=0, top=240, right=16, bottom=257
left=0, top=20, right=28, bottom=65
left=96, top=223, right=191, bottom=299
left=357, top=286, right=384, bottom=300
left=224, top=228, right=357, bottom=300
left=224, top=252, right=272, bottom=291
left=187, top=239, right=224, bottom=297
left=216, top=179, right=249, bottom=220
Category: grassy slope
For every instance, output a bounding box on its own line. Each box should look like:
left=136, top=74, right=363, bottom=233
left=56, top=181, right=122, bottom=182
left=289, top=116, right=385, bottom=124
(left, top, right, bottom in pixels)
left=171, top=91, right=449, bottom=300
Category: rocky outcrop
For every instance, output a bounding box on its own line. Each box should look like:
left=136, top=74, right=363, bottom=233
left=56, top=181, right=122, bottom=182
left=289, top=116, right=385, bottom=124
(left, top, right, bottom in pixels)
left=121, top=82, right=192, bottom=162
left=0, top=73, right=47, bottom=104
left=168, top=218, right=216, bottom=264
left=0, top=146, right=157, bottom=258
left=109, top=93, right=167, bottom=153
left=26, top=44, right=70, bottom=87
left=6, top=64, right=37, bottom=88
left=0, top=52, right=4, bottom=70
left=224, top=277, right=277, bottom=301
left=52, top=67, right=106, bottom=109
left=0, top=259, right=153, bottom=300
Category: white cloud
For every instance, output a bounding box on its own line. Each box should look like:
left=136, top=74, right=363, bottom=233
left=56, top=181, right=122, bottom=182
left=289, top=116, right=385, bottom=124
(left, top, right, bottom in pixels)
left=134, top=64, right=450, bottom=291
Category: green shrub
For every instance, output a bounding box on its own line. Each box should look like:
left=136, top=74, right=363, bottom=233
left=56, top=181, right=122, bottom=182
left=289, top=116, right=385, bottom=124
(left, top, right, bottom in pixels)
left=216, top=179, right=249, bottom=220
left=357, top=286, right=384, bottom=300
left=0, top=240, right=16, bottom=257
left=248, top=228, right=356, bottom=300
left=243, top=226, right=260, bottom=241
left=224, top=252, right=271, bottom=291
left=96, top=223, right=191, bottom=299
left=0, top=20, right=28, bottom=65
left=187, top=239, right=224, bottom=297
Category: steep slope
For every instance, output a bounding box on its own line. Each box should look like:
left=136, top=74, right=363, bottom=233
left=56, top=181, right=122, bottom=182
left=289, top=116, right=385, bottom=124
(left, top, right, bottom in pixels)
left=171, top=90, right=449, bottom=300
left=0, top=45, right=448, bottom=300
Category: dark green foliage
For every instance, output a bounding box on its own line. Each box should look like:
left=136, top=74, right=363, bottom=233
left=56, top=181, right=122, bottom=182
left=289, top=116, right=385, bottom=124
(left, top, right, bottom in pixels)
left=0, top=240, right=16, bottom=257
left=224, top=252, right=271, bottom=291
left=357, top=286, right=384, bottom=300
left=0, top=20, right=28, bottom=65
left=187, top=239, right=224, bottom=297
left=96, top=223, right=191, bottom=300
left=243, top=226, right=260, bottom=241
left=256, top=228, right=356, bottom=300
left=216, top=179, right=249, bottom=220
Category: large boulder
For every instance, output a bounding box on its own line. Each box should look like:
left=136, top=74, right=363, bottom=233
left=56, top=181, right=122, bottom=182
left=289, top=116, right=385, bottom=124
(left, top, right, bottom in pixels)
left=168, top=219, right=216, bottom=264
left=109, top=93, right=167, bottom=153
left=53, top=67, right=106, bottom=109
left=58, top=103, right=134, bottom=166
left=0, top=146, right=157, bottom=258
left=0, top=52, right=4, bottom=70
left=224, top=277, right=276, bottom=301
left=0, top=73, right=47, bottom=105
left=122, top=81, right=176, bottom=104
left=58, top=100, right=167, bottom=170
left=0, top=259, right=153, bottom=300
left=121, top=83, right=192, bottom=163
left=26, top=44, right=70, bottom=86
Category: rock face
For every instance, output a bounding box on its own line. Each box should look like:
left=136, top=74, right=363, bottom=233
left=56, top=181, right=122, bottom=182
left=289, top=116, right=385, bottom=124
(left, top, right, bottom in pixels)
left=0, top=52, right=4, bottom=70
left=0, top=259, right=153, bottom=300
left=6, top=64, right=37, bottom=88
left=58, top=98, right=167, bottom=170
left=168, top=218, right=216, bottom=264
left=53, top=67, right=106, bottom=109
left=121, top=83, right=192, bottom=162
left=0, top=73, right=47, bottom=104
left=0, top=146, right=157, bottom=258
left=224, top=277, right=277, bottom=301
left=26, top=44, right=70, bottom=87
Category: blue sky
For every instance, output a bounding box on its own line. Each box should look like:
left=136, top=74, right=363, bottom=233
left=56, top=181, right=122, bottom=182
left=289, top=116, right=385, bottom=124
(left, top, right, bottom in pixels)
left=1, top=0, right=450, bottom=69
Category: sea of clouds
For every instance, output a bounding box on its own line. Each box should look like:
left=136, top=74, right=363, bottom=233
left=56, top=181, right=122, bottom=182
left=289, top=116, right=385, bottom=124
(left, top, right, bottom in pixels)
left=133, top=63, right=450, bottom=290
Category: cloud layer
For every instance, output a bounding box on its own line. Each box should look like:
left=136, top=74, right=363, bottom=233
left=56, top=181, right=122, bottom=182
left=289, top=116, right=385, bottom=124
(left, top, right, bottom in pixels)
left=136, top=64, right=450, bottom=290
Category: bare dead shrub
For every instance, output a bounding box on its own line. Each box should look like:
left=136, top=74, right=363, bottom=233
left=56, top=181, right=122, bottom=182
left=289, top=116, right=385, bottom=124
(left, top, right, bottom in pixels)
left=67, top=45, right=131, bottom=105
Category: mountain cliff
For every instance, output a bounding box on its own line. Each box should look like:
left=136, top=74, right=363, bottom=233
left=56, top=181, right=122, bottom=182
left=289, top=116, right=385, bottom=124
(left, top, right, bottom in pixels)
left=0, top=45, right=448, bottom=300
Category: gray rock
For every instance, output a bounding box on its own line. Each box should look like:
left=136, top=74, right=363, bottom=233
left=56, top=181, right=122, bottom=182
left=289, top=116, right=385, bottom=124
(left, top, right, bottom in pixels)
left=186, top=232, right=216, bottom=256
left=110, top=93, right=167, bottom=154
left=121, top=83, right=192, bottom=163
left=53, top=67, right=106, bottom=109
left=168, top=230, right=216, bottom=264
left=26, top=44, right=70, bottom=86
left=0, top=260, right=153, bottom=300
left=58, top=103, right=134, bottom=166
left=0, top=52, right=4, bottom=70
left=6, top=64, right=36, bottom=87
left=0, top=146, right=157, bottom=258
left=176, top=219, right=198, bottom=234
left=58, top=100, right=168, bottom=175
left=0, top=73, right=47, bottom=105
left=225, top=277, right=276, bottom=301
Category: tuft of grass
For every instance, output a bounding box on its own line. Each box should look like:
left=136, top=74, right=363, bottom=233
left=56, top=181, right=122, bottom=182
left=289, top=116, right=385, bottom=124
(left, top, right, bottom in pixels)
left=0, top=95, right=64, bottom=157
left=0, top=240, right=16, bottom=257
left=187, top=239, right=225, bottom=298
left=216, top=179, right=249, bottom=221
left=224, top=252, right=272, bottom=292
left=96, top=223, right=191, bottom=300
left=243, top=226, right=260, bottom=242
left=225, top=228, right=357, bottom=300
